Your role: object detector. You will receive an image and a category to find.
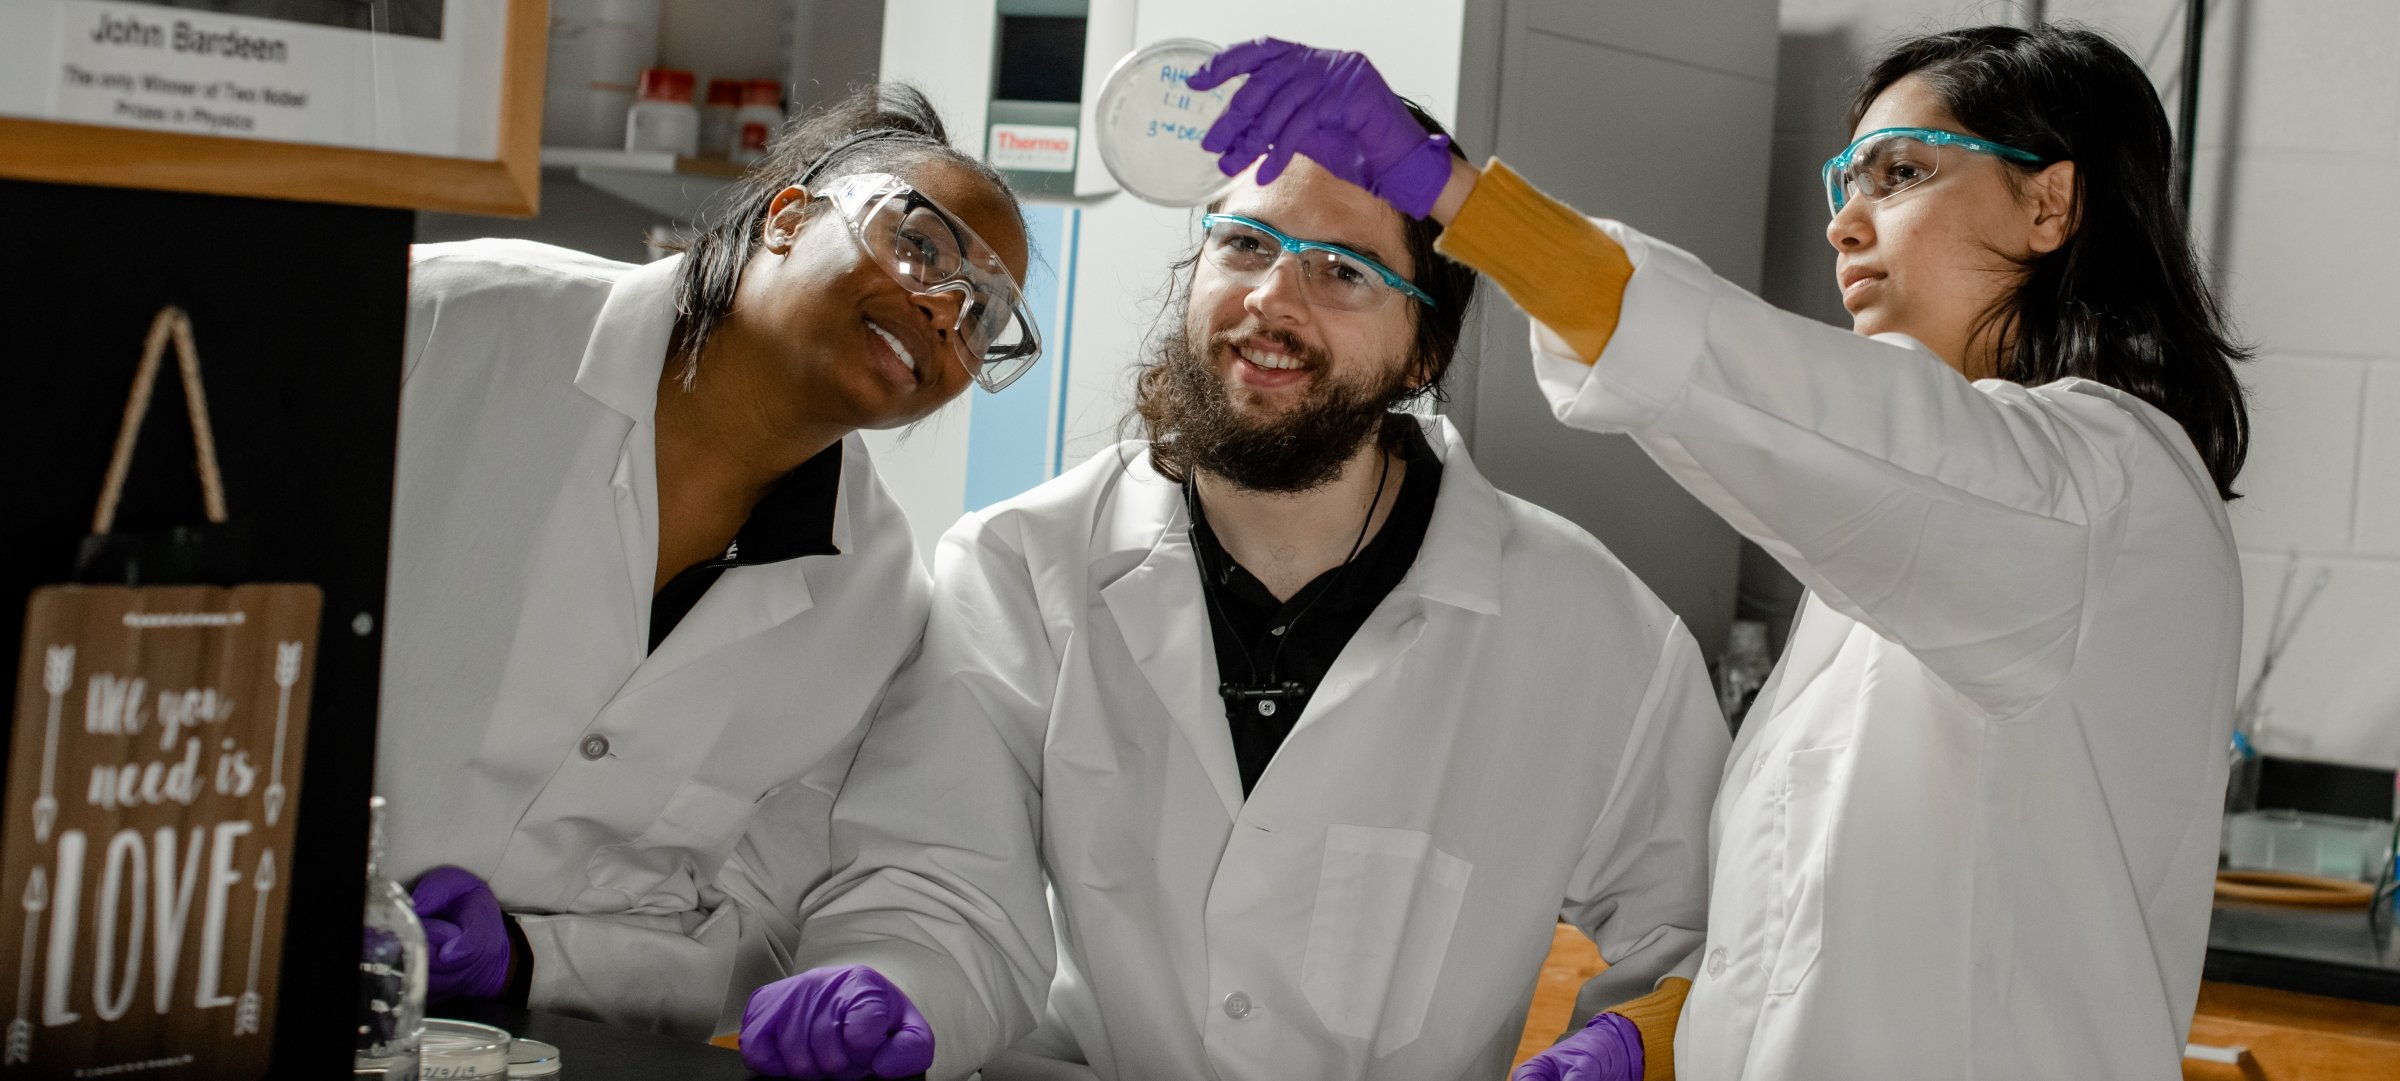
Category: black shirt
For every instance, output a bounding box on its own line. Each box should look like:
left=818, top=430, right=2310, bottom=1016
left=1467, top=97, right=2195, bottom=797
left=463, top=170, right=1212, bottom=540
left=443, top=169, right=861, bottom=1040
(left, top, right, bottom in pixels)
left=647, top=441, right=845, bottom=652
left=1189, top=425, right=1443, bottom=796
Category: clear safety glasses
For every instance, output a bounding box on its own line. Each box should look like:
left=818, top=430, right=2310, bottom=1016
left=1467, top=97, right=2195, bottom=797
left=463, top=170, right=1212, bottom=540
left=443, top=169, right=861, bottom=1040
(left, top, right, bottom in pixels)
left=819, top=172, right=1042, bottom=393
left=1821, top=127, right=2045, bottom=216
left=1197, top=214, right=1436, bottom=313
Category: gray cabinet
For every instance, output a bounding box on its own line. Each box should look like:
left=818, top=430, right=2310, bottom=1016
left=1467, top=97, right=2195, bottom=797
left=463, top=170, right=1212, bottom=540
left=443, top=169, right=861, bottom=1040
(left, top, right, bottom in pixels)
left=1451, top=0, right=1779, bottom=658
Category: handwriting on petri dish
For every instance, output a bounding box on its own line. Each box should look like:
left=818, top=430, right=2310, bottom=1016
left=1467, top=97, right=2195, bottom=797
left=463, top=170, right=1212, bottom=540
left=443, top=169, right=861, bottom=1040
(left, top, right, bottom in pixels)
left=1140, top=64, right=1228, bottom=143
left=1145, top=119, right=1206, bottom=141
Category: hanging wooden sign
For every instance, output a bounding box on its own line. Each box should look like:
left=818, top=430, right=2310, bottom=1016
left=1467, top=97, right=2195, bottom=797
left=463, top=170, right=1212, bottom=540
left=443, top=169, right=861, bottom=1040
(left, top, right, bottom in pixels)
left=0, top=306, right=322, bottom=1078
left=1, top=584, right=319, bottom=1078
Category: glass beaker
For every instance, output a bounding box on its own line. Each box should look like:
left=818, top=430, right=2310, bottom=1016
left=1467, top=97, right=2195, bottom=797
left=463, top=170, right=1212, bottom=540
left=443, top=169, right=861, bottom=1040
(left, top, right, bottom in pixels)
left=358, top=796, right=429, bottom=1079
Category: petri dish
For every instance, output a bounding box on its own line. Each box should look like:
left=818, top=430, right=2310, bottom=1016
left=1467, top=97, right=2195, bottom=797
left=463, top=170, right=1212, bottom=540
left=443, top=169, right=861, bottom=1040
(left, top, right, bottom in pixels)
left=421, top=1019, right=512, bottom=1080
left=1094, top=38, right=1245, bottom=206
left=507, top=1037, right=563, bottom=1079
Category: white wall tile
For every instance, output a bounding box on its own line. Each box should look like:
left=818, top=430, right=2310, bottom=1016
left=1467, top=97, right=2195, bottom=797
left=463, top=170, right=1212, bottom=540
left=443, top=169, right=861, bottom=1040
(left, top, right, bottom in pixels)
left=2195, top=0, right=2400, bottom=158
left=2227, top=355, right=2365, bottom=554
left=2238, top=553, right=2400, bottom=769
left=2353, top=363, right=2400, bottom=557
left=2054, top=0, right=2400, bottom=158
left=2214, top=156, right=2400, bottom=358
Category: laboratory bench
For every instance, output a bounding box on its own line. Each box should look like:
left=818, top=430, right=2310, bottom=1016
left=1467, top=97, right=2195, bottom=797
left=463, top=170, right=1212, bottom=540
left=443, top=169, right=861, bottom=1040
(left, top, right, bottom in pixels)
left=415, top=900, right=2400, bottom=1081
left=2207, top=898, right=2400, bottom=1005
left=433, top=999, right=755, bottom=1080
left=2189, top=899, right=2400, bottom=1078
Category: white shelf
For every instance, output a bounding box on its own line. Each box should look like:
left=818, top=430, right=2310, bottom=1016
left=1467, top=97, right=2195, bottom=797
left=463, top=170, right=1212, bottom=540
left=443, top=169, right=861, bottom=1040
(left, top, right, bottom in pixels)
left=541, top=146, right=746, bottom=221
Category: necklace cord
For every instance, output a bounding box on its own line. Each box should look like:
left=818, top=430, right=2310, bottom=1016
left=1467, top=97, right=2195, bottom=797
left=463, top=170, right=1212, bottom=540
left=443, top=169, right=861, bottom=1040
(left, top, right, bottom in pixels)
left=1187, top=447, right=1396, bottom=697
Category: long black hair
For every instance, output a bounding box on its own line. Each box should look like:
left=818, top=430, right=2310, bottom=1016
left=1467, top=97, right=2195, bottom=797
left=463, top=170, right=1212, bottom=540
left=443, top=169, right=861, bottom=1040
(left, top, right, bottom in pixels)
left=1133, top=100, right=1480, bottom=483
left=1855, top=23, right=2249, bottom=499
left=665, top=83, right=1022, bottom=387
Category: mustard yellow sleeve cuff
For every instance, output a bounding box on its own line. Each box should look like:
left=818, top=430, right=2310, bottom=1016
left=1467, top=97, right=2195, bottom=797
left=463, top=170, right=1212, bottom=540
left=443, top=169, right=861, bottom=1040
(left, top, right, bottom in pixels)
left=1432, top=158, right=1632, bottom=365
left=1603, top=976, right=1690, bottom=1081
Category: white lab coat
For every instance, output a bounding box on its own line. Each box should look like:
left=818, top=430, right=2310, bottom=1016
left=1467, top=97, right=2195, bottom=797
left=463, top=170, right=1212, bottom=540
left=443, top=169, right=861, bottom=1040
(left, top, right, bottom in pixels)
left=1526, top=221, right=2241, bottom=1079
left=380, top=240, right=930, bottom=1038
left=793, top=418, right=1728, bottom=1081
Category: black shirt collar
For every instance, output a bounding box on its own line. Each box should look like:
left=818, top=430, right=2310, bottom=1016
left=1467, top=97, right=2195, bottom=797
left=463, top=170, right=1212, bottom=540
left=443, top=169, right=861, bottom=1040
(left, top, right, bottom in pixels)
left=721, top=440, right=845, bottom=567
left=1188, top=420, right=1445, bottom=796
left=1188, top=421, right=1441, bottom=611
left=647, top=440, right=844, bottom=652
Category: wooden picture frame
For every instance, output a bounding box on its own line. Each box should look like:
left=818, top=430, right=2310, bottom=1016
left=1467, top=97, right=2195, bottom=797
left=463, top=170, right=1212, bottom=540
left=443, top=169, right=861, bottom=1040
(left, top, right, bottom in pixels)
left=0, top=0, right=544, bottom=217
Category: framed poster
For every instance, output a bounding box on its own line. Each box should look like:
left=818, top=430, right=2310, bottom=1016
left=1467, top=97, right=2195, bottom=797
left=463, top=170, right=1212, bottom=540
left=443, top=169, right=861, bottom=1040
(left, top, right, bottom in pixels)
left=0, top=0, right=544, bottom=215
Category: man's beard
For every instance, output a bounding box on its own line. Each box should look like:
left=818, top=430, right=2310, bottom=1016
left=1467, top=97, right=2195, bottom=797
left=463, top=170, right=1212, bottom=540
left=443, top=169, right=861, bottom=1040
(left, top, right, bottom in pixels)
left=1144, top=324, right=1415, bottom=494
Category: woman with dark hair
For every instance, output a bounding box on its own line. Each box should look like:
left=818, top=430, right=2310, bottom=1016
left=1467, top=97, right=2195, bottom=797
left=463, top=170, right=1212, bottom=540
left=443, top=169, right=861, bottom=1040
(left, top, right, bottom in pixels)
left=1197, top=23, right=2246, bottom=1081
left=377, top=83, right=1038, bottom=1038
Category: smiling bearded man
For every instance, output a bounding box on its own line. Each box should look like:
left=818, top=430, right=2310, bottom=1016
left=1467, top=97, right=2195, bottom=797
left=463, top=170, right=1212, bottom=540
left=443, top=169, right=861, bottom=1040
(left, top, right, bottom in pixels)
left=736, top=105, right=1731, bottom=1081
left=1138, top=316, right=1418, bottom=493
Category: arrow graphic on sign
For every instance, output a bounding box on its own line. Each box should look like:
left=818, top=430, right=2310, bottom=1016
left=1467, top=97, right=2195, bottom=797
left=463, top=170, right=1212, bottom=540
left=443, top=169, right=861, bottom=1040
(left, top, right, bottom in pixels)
left=264, top=642, right=301, bottom=827
left=9, top=868, right=48, bottom=1065
left=234, top=850, right=274, bottom=1036
left=34, top=646, right=72, bottom=844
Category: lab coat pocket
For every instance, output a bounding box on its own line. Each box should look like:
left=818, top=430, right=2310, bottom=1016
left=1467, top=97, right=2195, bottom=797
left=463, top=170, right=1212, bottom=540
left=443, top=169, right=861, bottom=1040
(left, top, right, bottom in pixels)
left=1300, top=824, right=1473, bottom=1057
left=578, top=778, right=758, bottom=912
left=1767, top=745, right=1844, bottom=996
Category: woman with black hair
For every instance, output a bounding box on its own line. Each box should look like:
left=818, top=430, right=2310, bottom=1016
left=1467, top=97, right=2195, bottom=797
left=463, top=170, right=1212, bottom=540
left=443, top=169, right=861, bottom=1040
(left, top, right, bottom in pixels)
left=375, top=83, right=1038, bottom=1038
left=1196, top=23, right=2247, bottom=1081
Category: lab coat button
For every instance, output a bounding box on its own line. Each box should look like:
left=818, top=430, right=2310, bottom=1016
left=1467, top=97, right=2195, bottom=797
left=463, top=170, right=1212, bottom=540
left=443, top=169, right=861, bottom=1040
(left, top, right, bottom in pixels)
left=1222, top=991, right=1252, bottom=1020
left=1706, top=948, right=1728, bottom=977
left=579, top=734, right=610, bottom=760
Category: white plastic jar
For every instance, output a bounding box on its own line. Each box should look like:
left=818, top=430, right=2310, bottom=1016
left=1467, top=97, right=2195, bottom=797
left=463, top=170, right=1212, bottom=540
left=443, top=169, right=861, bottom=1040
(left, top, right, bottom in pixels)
left=625, top=67, right=699, bottom=157
left=699, top=78, right=743, bottom=159
left=730, top=80, right=785, bottom=167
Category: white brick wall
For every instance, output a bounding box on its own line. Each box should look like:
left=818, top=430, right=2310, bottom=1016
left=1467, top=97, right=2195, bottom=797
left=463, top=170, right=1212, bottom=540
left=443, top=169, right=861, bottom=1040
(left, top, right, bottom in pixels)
left=2229, top=355, right=2367, bottom=553
left=2172, top=0, right=2400, bottom=768
left=1765, top=0, right=2400, bottom=766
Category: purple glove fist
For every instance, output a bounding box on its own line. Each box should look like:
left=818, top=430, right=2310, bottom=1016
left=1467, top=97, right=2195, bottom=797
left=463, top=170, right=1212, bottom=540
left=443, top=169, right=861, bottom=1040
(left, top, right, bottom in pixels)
left=1189, top=37, right=1456, bottom=218
left=410, top=866, right=513, bottom=1001
left=1512, top=1011, right=1645, bottom=1081
left=741, top=964, right=934, bottom=1080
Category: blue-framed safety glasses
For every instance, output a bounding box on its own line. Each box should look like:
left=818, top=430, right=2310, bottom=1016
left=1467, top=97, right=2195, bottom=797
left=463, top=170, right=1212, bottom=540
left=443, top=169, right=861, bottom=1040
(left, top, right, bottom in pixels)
left=1821, top=127, right=2045, bottom=215
left=1197, top=213, right=1436, bottom=312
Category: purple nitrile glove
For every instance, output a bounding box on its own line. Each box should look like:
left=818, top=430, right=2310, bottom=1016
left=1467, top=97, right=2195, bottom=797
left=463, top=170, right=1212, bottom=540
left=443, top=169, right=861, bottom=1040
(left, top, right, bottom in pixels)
left=740, top=964, right=935, bottom=1080
left=1511, top=1011, right=1645, bottom=1081
left=410, top=866, right=513, bottom=1001
left=1188, top=38, right=1456, bottom=219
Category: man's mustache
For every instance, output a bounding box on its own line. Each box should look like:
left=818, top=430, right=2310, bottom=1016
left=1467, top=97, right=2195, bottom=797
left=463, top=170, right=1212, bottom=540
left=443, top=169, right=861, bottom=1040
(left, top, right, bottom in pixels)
left=1207, top=326, right=1331, bottom=370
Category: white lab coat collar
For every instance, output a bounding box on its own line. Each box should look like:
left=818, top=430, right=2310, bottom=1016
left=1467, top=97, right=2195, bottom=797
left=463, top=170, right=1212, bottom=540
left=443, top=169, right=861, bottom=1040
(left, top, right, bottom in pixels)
left=1095, top=464, right=1237, bottom=814
left=567, top=253, right=859, bottom=558
left=1401, top=417, right=1505, bottom=618
left=1097, top=415, right=1505, bottom=818
left=572, top=253, right=682, bottom=423
left=554, top=251, right=855, bottom=687
left=1094, top=416, right=1503, bottom=613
